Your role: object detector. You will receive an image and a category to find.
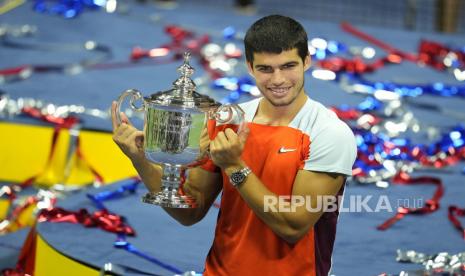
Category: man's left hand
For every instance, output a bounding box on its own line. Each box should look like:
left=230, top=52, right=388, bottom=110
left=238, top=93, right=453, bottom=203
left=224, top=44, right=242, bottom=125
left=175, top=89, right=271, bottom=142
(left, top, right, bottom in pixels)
left=210, top=127, right=249, bottom=171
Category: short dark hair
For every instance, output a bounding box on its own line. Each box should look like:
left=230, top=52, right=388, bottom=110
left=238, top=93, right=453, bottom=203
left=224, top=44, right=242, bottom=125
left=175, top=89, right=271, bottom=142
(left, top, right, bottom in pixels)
left=244, top=15, right=309, bottom=65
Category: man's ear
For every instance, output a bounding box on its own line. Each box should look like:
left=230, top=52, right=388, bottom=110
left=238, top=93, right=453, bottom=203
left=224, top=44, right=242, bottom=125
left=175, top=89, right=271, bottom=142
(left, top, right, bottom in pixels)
left=303, top=54, right=311, bottom=71
left=246, top=61, right=256, bottom=78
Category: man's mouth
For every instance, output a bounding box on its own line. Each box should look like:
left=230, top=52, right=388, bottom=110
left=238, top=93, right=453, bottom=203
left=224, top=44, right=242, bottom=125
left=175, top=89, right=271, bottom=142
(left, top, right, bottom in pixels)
left=268, top=87, right=291, bottom=96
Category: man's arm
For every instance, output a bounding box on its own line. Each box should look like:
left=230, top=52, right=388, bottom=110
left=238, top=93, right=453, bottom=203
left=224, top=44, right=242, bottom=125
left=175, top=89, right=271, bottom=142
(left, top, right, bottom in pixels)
left=226, top=166, right=344, bottom=244
left=111, top=102, right=222, bottom=226
left=210, top=128, right=345, bottom=244
left=168, top=167, right=223, bottom=225
left=128, top=157, right=222, bottom=226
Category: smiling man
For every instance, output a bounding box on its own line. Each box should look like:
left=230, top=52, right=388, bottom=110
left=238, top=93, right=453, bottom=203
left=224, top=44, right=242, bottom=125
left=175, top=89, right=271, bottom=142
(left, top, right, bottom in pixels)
left=112, top=14, right=357, bottom=276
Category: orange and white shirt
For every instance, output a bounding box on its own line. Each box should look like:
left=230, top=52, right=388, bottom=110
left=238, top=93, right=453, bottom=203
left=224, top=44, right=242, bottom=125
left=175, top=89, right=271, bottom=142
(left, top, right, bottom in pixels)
left=204, top=97, right=357, bottom=276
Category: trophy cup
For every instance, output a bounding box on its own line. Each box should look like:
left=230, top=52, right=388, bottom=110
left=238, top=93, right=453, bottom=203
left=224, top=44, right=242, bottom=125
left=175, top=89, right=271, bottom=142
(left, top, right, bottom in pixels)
left=115, top=52, right=245, bottom=208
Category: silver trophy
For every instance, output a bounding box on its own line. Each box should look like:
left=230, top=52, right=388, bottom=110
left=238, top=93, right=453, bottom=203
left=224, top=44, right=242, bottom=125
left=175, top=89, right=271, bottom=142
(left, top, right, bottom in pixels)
left=115, top=52, right=245, bottom=208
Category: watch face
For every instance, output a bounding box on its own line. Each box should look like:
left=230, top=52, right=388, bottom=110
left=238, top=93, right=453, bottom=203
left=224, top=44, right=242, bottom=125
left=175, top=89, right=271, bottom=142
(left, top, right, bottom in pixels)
left=231, top=172, right=245, bottom=185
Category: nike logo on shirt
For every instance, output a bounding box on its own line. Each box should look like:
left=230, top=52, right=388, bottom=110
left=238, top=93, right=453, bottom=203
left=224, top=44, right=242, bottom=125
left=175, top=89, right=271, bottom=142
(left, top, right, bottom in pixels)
left=278, top=147, right=297, bottom=153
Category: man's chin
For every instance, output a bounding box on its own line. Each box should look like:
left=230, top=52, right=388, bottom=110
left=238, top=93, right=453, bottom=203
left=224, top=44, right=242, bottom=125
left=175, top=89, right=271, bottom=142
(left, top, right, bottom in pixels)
left=268, top=97, right=293, bottom=107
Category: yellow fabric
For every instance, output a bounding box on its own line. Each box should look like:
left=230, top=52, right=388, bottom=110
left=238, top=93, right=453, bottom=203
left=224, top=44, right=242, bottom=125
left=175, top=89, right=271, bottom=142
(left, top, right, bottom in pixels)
left=0, top=198, right=35, bottom=231
left=5, top=202, right=36, bottom=232
left=0, top=122, right=137, bottom=186
left=0, top=0, right=25, bottom=15
left=0, top=199, right=9, bottom=220
left=35, top=234, right=99, bottom=276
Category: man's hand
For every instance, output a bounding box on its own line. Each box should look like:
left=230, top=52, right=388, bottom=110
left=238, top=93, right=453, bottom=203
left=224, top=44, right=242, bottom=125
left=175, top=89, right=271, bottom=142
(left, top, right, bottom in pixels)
left=210, top=127, right=249, bottom=171
left=110, top=102, right=223, bottom=227
left=111, top=101, right=145, bottom=164
left=198, top=127, right=210, bottom=160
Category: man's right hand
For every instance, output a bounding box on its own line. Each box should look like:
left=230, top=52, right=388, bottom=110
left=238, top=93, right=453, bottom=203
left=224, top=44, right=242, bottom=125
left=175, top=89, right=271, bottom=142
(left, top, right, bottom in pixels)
left=111, top=101, right=145, bottom=165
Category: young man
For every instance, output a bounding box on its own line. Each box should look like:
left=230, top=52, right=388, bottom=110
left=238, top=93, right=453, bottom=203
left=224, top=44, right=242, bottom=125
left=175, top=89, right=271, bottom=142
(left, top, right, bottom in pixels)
left=112, top=14, right=356, bottom=276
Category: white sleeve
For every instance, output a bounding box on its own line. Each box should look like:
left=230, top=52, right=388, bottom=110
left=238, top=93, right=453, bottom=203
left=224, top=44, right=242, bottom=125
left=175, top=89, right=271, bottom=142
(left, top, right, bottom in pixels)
left=303, top=120, right=357, bottom=176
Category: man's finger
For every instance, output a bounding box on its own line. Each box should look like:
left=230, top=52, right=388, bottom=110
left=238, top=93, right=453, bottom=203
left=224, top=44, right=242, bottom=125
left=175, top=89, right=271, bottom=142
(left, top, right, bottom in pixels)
left=224, top=128, right=238, bottom=144
left=238, top=125, right=250, bottom=144
left=111, top=102, right=119, bottom=130
left=214, top=131, right=228, bottom=148
left=120, top=112, right=133, bottom=125
left=115, top=123, right=133, bottom=139
left=121, top=125, right=139, bottom=141
left=200, top=127, right=209, bottom=139
left=210, top=138, right=217, bottom=152
left=129, top=130, right=145, bottom=149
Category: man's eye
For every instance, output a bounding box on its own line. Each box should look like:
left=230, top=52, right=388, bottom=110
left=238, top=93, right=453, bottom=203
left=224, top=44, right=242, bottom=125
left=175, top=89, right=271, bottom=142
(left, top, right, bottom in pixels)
left=282, top=64, right=296, bottom=69
left=258, top=67, right=272, bottom=73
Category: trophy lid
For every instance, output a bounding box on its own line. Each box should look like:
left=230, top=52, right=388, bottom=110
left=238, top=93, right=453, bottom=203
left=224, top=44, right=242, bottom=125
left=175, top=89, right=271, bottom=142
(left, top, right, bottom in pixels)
left=145, top=52, right=220, bottom=111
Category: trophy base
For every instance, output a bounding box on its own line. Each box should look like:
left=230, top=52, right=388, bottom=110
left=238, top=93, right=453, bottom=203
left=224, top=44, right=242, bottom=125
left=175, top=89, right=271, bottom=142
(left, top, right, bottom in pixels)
left=141, top=191, right=197, bottom=208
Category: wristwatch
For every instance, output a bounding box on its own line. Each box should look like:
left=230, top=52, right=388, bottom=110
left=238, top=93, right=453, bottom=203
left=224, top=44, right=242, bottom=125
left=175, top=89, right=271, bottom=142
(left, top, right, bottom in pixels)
left=229, top=167, right=252, bottom=187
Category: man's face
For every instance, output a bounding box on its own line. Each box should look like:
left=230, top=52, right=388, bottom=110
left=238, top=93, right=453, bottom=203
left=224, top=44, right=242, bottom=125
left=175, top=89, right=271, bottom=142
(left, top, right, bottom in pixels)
left=247, top=48, right=310, bottom=107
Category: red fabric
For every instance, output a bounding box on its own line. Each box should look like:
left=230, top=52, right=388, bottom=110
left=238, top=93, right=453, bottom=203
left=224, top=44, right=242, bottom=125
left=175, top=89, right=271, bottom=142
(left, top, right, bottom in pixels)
left=448, top=205, right=465, bottom=240
left=37, top=207, right=135, bottom=236
left=377, top=171, right=444, bottom=230
left=2, top=227, right=38, bottom=276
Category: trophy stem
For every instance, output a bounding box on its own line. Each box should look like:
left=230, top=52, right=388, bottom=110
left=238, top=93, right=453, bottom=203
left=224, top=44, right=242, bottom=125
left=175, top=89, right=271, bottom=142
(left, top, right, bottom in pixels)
left=141, top=164, right=197, bottom=208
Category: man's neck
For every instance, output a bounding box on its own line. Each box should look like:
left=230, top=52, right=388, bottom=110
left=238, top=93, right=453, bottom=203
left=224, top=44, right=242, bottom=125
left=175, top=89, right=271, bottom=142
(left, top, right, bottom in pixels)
left=254, top=92, right=308, bottom=126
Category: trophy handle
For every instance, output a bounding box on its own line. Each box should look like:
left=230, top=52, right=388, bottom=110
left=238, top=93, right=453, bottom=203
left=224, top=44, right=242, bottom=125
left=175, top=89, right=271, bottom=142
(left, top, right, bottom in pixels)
left=211, top=103, right=247, bottom=134
left=201, top=104, right=246, bottom=164
left=115, top=89, right=145, bottom=125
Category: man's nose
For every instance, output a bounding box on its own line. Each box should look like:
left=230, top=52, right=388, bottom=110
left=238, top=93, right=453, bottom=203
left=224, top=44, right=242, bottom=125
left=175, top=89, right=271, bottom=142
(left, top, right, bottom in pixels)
left=271, top=70, right=285, bottom=85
